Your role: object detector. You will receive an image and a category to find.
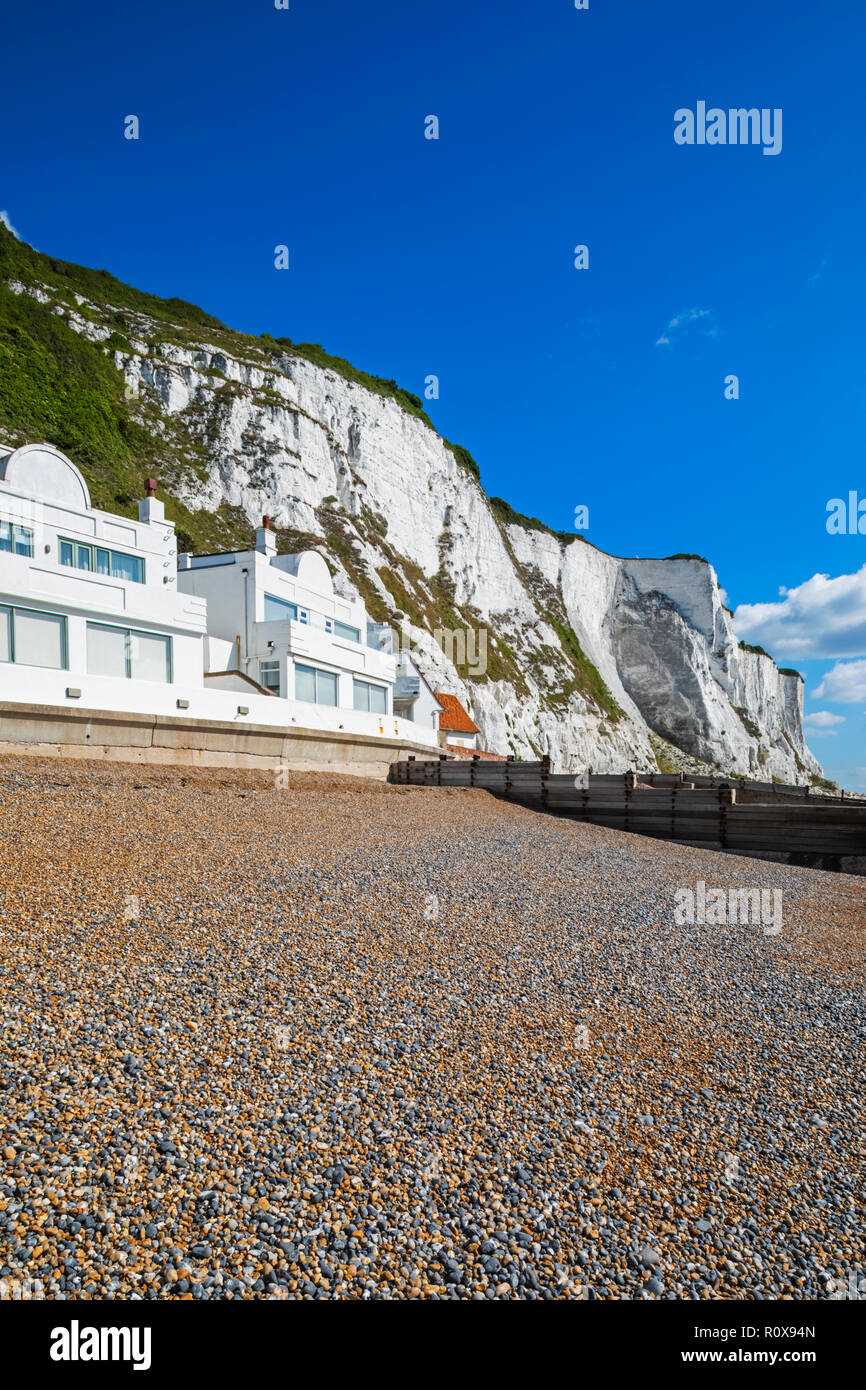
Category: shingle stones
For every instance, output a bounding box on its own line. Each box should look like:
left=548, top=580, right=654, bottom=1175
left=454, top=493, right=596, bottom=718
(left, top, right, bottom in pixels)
left=0, top=756, right=862, bottom=1299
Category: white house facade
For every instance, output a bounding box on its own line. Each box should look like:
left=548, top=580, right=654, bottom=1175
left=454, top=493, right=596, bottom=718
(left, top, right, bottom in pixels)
left=176, top=522, right=401, bottom=729
left=398, top=658, right=446, bottom=737
left=0, top=443, right=440, bottom=748
left=367, top=625, right=445, bottom=736
left=0, top=442, right=208, bottom=713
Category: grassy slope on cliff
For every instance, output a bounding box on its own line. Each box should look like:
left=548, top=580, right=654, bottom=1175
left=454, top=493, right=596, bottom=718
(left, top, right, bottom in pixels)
left=0, top=223, right=622, bottom=719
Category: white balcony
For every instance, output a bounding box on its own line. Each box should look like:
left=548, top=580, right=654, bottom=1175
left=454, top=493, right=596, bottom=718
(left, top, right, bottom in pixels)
left=0, top=552, right=208, bottom=634
left=256, top=617, right=396, bottom=682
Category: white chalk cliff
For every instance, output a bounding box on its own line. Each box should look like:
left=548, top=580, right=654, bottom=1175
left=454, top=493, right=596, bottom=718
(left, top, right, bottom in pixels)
left=6, top=276, right=822, bottom=781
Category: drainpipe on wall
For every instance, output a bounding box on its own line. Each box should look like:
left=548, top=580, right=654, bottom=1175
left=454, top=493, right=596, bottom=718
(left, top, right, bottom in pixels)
left=241, top=567, right=250, bottom=674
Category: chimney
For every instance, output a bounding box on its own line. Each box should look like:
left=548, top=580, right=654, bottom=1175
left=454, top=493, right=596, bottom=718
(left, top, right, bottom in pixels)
left=256, top=513, right=277, bottom=555
left=138, top=478, right=165, bottom=523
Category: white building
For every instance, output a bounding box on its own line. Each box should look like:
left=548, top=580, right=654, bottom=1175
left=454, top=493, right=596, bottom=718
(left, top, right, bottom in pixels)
left=176, top=522, right=397, bottom=722
left=367, top=625, right=444, bottom=736
left=434, top=691, right=481, bottom=750
left=0, top=442, right=439, bottom=748
left=0, top=442, right=207, bottom=711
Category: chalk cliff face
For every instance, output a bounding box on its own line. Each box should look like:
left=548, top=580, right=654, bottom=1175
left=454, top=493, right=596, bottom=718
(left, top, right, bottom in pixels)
left=3, top=271, right=821, bottom=781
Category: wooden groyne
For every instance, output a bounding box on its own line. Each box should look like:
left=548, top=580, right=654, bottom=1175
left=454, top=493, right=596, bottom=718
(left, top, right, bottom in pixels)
left=390, top=757, right=866, bottom=866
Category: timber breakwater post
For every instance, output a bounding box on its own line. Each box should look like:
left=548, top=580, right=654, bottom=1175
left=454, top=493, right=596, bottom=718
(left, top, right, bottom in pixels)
left=391, top=759, right=866, bottom=873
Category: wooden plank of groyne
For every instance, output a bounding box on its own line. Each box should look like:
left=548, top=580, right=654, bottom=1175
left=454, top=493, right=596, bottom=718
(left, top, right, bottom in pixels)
left=389, top=758, right=866, bottom=859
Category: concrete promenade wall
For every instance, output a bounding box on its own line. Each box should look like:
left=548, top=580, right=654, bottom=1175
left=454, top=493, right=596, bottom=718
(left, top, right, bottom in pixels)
left=0, top=702, right=444, bottom=779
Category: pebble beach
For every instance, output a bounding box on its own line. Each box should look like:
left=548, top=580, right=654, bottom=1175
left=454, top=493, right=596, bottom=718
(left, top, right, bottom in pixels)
left=0, top=756, right=862, bottom=1301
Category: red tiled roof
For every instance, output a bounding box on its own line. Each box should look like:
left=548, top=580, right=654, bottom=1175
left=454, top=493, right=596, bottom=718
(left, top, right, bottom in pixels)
left=447, top=744, right=507, bottom=761
left=434, top=692, right=480, bottom=734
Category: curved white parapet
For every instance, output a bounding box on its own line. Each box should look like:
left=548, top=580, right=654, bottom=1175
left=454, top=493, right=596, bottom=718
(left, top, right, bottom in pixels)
left=0, top=442, right=92, bottom=510
left=271, top=548, right=333, bottom=596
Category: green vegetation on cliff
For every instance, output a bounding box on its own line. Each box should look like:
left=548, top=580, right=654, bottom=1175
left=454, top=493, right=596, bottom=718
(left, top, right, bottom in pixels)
left=0, top=223, right=483, bottom=492
left=0, top=223, right=706, bottom=726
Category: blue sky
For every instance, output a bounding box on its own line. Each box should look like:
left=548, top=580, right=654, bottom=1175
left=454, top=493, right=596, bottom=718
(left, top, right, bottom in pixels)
left=2, top=0, right=864, bottom=785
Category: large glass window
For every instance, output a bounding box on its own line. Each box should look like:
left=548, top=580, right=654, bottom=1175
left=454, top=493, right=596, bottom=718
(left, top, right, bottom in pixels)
left=86, top=623, right=171, bottom=683
left=333, top=619, right=361, bottom=644
left=317, top=670, right=338, bottom=705
left=110, top=551, right=143, bottom=583
left=0, top=521, right=34, bottom=557
left=16, top=612, right=66, bottom=668
left=60, top=538, right=144, bottom=584
left=0, top=604, right=67, bottom=669
left=295, top=664, right=316, bottom=703
left=263, top=593, right=298, bottom=622
left=295, top=663, right=338, bottom=706
left=87, top=622, right=128, bottom=678
left=259, top=659, right=281, bottom=695
left=353, top=679, right=387, bottom=714
left=131, top=632, right=171, bottom=682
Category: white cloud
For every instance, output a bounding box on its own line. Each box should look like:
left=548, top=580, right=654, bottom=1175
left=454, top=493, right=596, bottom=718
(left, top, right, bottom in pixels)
left=734, top=565, right=866, bottom=660
left=804, top=710, right=846, bottom=728
left=655, top=306, right=716, bottom=347
left=0, top=211, right=20, bottom=239
left=813, top=658, right=866, bottom=703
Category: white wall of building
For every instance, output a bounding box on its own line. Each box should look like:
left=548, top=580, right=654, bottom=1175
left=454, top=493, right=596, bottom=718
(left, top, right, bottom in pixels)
left=390, top=648, right=443, bottom=733
left=0, top=443, right=207, bottom=692
left=177, top=536, right=395, bottom=712
left=445, top=731, right=478, bottom=749
left=205, top=634, right=238, bottom=671
left=0, top=445, right=440, bottom=746
left=0, top=659, right=436, bottom=744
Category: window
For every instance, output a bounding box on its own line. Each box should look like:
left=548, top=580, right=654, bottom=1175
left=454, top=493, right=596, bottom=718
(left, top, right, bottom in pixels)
left=110, top=551, right=143, bottom=583
left=353, top=679, right=387, bottom=714
left=87, top=623, right=127, bottom=678
left=133, top=632, right=172, bottom=682
left=295, top=663, right=338, bottom=706
left=334, top=620, right=361, bottom=644
left=263, top=592, right=298, bottom=622
left=0, top=604, right=67, bottom=669
left=60, top=538, right=144, bottom=584
left=0, top=521, right=34, bottom=557
left=86, top=623, right=171, bottom=683
left=259, top=659, right=281, bottom=695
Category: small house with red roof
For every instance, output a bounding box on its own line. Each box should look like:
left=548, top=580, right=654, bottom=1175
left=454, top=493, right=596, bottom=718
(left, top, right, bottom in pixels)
left=434, top=691, right=480, bottom=750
